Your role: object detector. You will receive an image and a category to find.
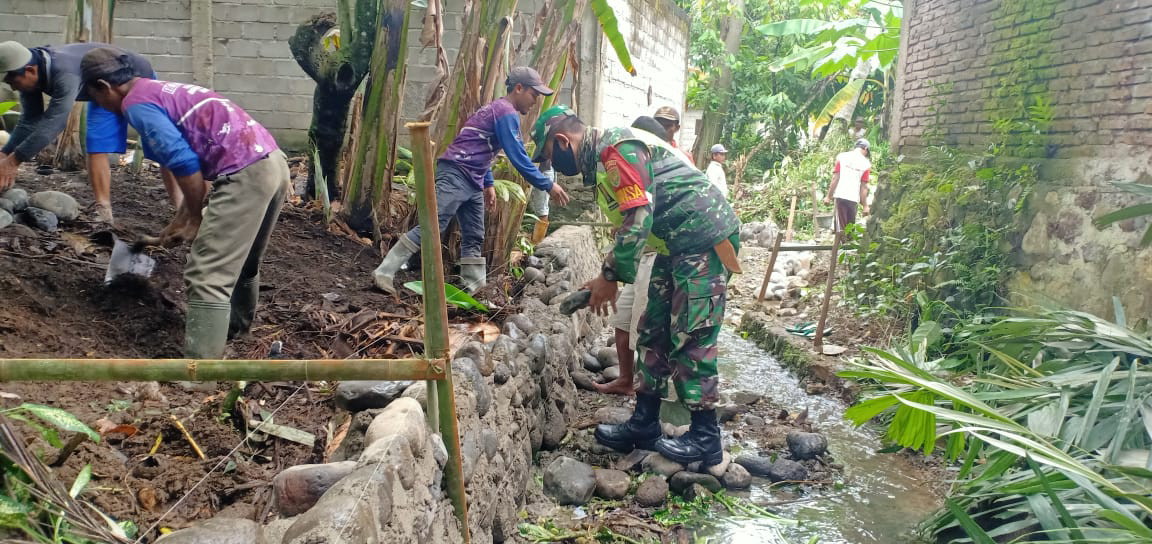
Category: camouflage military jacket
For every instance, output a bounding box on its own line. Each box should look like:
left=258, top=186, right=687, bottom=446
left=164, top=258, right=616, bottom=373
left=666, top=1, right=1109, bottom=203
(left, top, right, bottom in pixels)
left=594, top=127, right=740, bottom=284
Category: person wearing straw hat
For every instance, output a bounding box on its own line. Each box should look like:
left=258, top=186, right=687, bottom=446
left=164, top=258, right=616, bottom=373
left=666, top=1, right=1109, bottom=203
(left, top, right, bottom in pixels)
left=79, top=47, right=290, bottom=360
left=373, top=66, right=570, bottom=293
left=532, top=104, right=742, bottom=468
left=0, top=40, right=182, bottom=224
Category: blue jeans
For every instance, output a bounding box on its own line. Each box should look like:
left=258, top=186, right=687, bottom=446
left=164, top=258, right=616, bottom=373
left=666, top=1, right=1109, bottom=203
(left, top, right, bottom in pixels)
left=404, top=160, right=485, bottom=258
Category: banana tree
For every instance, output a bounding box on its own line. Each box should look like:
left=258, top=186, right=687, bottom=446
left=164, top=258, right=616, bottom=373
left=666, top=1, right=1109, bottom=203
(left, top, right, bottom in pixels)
left=289, top=0, right=380, bottom=202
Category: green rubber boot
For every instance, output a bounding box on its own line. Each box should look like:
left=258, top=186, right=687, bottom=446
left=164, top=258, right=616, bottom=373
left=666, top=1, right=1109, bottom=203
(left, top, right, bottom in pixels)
left=459, top=256, right=487, bottom=294
left=228, top=275, right=260, bottom=340
left=373, top=236, right=420, bottom=294
left=185, top=300, right=232, bottom=360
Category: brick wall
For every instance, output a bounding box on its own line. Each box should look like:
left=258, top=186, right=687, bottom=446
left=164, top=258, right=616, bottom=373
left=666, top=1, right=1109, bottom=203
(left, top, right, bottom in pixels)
left=892, top=0, right=1152, bottom=318
left=2, top=0, right=688, bottom=150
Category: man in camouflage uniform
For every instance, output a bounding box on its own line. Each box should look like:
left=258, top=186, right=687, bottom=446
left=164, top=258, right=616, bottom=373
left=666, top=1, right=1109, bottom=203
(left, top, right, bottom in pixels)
left=532, top=105, right=741, bottom=467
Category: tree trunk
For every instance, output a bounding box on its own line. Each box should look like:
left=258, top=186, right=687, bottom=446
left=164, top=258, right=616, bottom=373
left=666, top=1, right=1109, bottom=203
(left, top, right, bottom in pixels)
left=289, top=1, right=379, bottom=202
left=691, top=0, right=743, bottom=168
left=342, top=0, right=413, bottom=235
left=53, top=0, right=114, bottom=171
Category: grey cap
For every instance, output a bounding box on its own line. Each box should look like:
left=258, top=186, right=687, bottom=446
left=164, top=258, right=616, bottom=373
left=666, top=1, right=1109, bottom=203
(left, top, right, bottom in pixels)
left=710, top=143, right=728, bottom=154
left=506, top=66, right=554, bottom=96
left=854, top=138, right=870, bottom=149
left=0, top=41, right=32, bottom=73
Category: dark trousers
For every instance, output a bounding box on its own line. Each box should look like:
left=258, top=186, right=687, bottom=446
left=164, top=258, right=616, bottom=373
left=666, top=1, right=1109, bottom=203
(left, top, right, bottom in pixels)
left=834, top=198, right=858, bottom=233
left=403, top=160, right=485, bottom=258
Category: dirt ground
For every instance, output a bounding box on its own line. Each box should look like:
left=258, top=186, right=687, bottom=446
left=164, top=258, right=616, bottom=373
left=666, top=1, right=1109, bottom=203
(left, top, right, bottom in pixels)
left=0, top=162, right=484, bottom=540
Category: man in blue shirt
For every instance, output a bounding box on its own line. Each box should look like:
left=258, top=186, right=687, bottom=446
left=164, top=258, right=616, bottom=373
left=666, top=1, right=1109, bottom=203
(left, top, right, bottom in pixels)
left=373, top=66, right=570, bottom=294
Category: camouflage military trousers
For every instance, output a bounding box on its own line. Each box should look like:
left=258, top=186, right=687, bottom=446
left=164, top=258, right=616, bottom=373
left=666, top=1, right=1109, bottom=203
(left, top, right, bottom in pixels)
left=635, top=239, right=735, bottom=411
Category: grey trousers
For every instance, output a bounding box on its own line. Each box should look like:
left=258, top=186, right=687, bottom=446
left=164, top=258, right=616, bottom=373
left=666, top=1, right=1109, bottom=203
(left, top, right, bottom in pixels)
left=404, top=160, right=485, bottom=258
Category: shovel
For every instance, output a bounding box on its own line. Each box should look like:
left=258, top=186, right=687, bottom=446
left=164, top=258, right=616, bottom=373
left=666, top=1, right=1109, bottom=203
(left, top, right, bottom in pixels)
left=103, top=233, right=157, bottom=284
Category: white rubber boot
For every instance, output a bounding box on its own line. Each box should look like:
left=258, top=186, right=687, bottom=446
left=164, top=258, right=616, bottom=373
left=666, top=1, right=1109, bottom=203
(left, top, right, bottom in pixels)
left=459, top=256, right=487, bottom=294
left=373, top=236, right=419, bottom=294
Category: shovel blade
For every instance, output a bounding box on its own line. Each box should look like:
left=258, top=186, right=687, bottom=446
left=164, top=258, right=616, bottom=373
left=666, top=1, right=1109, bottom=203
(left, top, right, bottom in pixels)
left=105, top=235, right=156, bottom=284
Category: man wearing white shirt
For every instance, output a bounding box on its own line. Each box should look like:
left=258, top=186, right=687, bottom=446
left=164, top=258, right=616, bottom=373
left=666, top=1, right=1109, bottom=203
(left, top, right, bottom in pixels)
left=705, top=143, right=728, bottom=199
left=823, top=138, right=872, bottom=233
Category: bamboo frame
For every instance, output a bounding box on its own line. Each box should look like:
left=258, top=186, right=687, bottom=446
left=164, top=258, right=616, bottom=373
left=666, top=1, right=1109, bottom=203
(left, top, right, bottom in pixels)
left=757, top=233, right=784, bottom=302
left=813, top=232, right=843, bottom=351
left=0, top=358, right=445, bottom=382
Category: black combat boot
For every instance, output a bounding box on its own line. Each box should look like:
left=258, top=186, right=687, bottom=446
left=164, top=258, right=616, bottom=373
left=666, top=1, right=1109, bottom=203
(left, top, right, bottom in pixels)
left=594, top=393, right=663, bottom=452
left=654, top=409, right=723, bottom=467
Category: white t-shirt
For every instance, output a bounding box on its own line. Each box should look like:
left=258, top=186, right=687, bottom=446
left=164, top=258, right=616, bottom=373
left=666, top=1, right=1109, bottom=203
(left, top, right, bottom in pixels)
left=706, top=161, right=728, bottom=199
left=833, top=150, right=871, bottom=202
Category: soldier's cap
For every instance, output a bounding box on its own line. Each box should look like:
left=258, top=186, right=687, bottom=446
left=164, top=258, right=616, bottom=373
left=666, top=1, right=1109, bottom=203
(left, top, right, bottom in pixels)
left=531, top=104, right=580, bottom=163
left=653, top=106, right=680, bottom=122
left=507, top=66, right=554, bottom=96
left=0, top=41, right=33, bottom=74
left=855, top=138, right=870, bottom=149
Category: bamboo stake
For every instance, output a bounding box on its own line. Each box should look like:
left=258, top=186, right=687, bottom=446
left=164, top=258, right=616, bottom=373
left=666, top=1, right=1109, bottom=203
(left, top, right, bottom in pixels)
left=785, top=193, right=797, bottom=241
left=757, top=233, right=784, bottom=302
left=813, top=232, right=843, bottom=352
left=0, top=358, right=445, bottom=382
left=169, top=415, right=206, bottom=461
left=408, top=122, right=470, bottom=543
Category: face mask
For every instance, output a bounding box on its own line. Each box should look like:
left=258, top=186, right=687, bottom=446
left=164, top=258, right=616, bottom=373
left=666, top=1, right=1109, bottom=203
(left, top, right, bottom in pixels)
left=551, top=141, right=580, bottom=176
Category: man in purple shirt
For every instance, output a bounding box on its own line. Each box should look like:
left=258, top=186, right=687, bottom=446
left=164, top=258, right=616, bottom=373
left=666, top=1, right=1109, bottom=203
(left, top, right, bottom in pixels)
left=373, top=66, right=571, bottom=294
left=80, top=48, right=290, bottom=360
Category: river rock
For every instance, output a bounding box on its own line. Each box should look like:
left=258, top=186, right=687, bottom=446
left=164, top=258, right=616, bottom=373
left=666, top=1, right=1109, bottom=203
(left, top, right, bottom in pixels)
left=527, top=333, right=548, bottom=369
left=581, top=353, right=602, bottom=372
left=543, top=456, right=596, bottom=506
left=22, top=207, right=57, bottom=232
left=767, top=459, right=809, bottom=482
left=29, top=191, right=79, bottom=221
left=363, top=397, right=427, bottom=455
left=508, top=313, right=538, bottom=335
left=493, top=363, right=512, bottom=385
left=452, top=357, right=491, bottom=417
left=431, top=433, right=448, bottom=467
left=542, top=402, right=567, bottom=450
left=615, top=448, right=653, bottom=472
left=735, top=454, right=774, bottom=477
left=272, top=461, right=357, bottom=516
left=778, top=308, right=798, bottom=317
left=721, top=463, right=752, bottom=489
left=641, top=453, right=684, bottom=477
left=334, top=380, right=412, bottom=411
left=687, top=451, right=732, bottom=478
left=595, top=346, right=620, bottom=368
left=717, top=403, right=749, bottom=423
left=480, top=428, right=499, bottom=460
left=1, top=188, right=28, bottom=211
left=571, top=372, right=597, bottom=391
left=0, top=199, right=13, bottom=214
left=634, top=475, right=669, bottom=507
left=400, top=381, right=427, bottom=407
left=595, top=406, right=632, bottom=425
left=786, top=431, right=828, bottom=460
left=0, top=209, right=11, bottom=230
left=744, top=415, right=766, bottom=427
left=594, top=469, right=631, bottom=500
left=156, top=518, right=264, bottom=544
left=454, top=341, right=487, bottom=367
left=601, top=366, right=621, bottom=382
left=729, top=390, right=763, bottom=406
left=669, top=471, right=723, bottom=496
left=522, top=266, right=545, bottom=284
left=461, top=430, right=482, bottom=484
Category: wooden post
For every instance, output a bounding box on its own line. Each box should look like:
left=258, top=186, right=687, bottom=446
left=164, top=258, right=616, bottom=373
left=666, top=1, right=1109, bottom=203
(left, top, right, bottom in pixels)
left=785, top=193, right=798, bottom=241
left=408, top=122, right=470, bottom=543
left=756, top=233, right=784, bottom=302
left=813, top=232, right=843, bottom=352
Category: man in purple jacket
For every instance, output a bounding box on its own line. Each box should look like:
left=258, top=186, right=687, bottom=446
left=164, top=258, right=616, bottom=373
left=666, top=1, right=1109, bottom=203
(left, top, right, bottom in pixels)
left=80, top=48, right=290, bottom=360
left=372, top=66, right=571, bottom=295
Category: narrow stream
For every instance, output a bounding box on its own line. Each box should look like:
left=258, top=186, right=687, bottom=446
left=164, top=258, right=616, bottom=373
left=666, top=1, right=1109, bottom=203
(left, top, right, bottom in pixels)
left=709, top=328, right=942, bottom=544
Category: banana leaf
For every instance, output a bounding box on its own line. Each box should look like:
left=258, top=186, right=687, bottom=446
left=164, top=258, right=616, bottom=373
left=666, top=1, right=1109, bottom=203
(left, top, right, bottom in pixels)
left=591, top=0, right=635, bottom=75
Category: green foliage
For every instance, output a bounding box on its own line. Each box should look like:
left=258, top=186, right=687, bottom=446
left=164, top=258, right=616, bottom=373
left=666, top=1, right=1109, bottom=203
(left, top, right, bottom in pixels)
left=0, top=101, right=17, bottom=116
left=403, top=281, right=489, bottom=312
left=591, top=0, right=635, bottom=75
left=841, top=307, right=1152, bottom=542
left=1095, top=182, right=1152, bottom=246
left=5, top=404, right=100, bottom=447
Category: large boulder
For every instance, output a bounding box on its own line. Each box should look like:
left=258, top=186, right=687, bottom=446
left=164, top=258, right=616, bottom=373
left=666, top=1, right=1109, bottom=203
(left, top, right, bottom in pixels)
left=272, top=461, right=357, bottom=516
left=766, top=459, right=808, bottom=483
left=634, top=475, right=669, bottom=507
left=721, top=463, right=752, bottom=489
left=22, top=207, right=57, bottom=232
left=669, top=471, right=723, bottom=496
left=29, top=191, right=79, bottom=221
left=786, top=431, right=828, bottom=460
left=734, top=454, right=773, bottom=477
left=1, top=188, right=28, bottom=211
left=594, top=469, right=631, bottom=500
left=363, top=397, right=427, bottom=455
left=543, top=456, right=596, bottom=506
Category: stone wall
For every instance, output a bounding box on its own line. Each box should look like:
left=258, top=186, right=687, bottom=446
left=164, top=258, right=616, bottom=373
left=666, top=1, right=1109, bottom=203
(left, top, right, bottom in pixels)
left=155, top=226, right=607, bottom=544
left=3, top=0, right=689, bottom=149
left=890, top=0, right=1152, bottom=318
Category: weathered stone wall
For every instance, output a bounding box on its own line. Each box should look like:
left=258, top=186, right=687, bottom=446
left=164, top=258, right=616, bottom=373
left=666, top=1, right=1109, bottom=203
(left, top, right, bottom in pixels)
left=891, top=0, right=1152, bottom=318
left=157, top=226, right=607, bottom=544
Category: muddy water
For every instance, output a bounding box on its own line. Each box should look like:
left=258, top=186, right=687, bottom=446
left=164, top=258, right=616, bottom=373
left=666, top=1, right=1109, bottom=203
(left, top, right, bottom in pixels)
left=710, top=328, right=942, bottom=544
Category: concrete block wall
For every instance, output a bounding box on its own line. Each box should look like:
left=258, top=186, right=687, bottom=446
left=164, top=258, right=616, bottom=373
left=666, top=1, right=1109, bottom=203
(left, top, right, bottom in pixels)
left=891, top=0, right=1152, bottom=318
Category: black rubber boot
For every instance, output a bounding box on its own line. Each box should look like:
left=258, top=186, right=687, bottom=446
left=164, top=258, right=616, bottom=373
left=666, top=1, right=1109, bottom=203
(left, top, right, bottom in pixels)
left=654, top=409, right=723, bottom=467
left=594, top=393, right=663, bottom=452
